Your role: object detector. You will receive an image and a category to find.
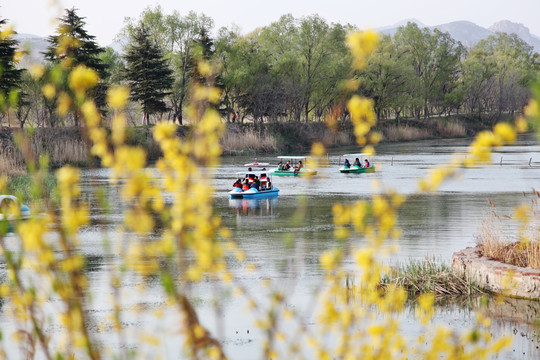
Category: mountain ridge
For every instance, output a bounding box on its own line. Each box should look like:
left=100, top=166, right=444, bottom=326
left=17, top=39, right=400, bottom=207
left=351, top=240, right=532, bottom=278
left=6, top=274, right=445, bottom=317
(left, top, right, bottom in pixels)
left=378, top=19, right=540, bottom=53
left=12, top=18, right=540, bottom=64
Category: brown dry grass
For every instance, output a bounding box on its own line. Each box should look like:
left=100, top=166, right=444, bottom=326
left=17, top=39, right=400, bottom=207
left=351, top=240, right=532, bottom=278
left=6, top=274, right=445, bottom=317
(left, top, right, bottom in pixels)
left=382, top=125, right=432, bottom=142
left=0, top=128, right=89, bottom=174
left=435, top=120, right=467, bottom=137
left=221, top=129, right=278, bottom=154
left=39, top=138, right=88, bottom=164
left=477, top=202, right=540, bottom=269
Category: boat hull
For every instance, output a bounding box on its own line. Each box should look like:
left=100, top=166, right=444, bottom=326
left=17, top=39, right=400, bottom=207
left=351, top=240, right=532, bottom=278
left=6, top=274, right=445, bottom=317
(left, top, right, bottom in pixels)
left=339, top=166, right=375, bottom=174
left=229, top=187, right=280, bottom=199
left=271, top=169, right=317, bottom=176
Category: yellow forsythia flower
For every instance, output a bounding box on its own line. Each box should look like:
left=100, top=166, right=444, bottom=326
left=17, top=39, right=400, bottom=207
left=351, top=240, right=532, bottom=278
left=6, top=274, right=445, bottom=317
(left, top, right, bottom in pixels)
left=493, top=122, right=516, bottom=143
left=69, top=65, right=99, bottom=96
left=107, top=86, right=130, bottom=110
left=42, top=83, right=56, bottom=99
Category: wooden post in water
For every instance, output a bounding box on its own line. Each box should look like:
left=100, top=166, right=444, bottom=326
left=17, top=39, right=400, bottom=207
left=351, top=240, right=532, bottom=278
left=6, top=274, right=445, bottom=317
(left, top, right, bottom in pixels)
left=529, top=158, right=532, bottom=167
left=391, top=157, right=393, bottom=166
left=500, top=157, right=503, bottom=166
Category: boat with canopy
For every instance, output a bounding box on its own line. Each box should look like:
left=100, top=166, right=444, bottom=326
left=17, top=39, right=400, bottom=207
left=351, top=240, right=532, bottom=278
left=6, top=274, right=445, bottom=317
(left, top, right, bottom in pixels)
left=270, top=156, right=317, bottom=176
left=338, top=153, right=375, bottom=174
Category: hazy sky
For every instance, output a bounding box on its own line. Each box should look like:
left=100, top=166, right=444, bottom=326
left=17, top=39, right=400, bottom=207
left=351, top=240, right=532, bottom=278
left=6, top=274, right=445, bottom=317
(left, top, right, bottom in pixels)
left=2, top=0, right=540, bottom=46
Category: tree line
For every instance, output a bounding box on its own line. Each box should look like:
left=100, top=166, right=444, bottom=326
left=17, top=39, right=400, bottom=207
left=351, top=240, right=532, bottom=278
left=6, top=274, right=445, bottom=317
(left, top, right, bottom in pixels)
left=1, top=6, right=539, bottom=128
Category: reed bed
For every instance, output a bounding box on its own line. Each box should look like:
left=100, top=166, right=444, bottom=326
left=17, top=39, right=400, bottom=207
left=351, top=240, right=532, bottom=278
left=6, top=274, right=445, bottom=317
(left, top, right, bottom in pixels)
left=0, top=153, right=26, bottom=175
left=436, top=120, right=467, bottom=137
left=37, top=138, right=88, bottom=164
left=0, top=128, right=90, bottom=174
left=381, top=257, right=489, bottom=296
left=382, top=125, right=432, bottom=142
left=0, top=136, right=26, bottom=175
left=221, top=129, right=278, bottom=154
left=476, top=208, right=540, bottom=269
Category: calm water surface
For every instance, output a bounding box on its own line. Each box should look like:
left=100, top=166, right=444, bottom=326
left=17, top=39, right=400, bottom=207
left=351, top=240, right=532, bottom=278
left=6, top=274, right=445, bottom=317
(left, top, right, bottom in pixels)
left=2, top=135, right=540, bottom=359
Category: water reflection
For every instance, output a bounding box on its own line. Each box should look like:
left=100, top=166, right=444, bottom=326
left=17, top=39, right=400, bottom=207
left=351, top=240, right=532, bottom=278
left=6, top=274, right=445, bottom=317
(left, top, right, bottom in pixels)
left=228, top=195, right=279, bottom=216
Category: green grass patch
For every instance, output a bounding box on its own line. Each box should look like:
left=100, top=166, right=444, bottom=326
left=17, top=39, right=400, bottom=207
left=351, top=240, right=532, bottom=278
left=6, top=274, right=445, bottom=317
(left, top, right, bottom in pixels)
left=381, top=257, right=489, bottom=297
left=7, top=173, right=57, bottom=203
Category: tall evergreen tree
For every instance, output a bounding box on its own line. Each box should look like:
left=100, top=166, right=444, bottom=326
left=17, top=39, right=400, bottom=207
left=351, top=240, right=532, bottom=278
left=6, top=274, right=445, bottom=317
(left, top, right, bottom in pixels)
left=44, top=8, right=107, bottom=75
left=192, top=27, right=226, bottom=114
left=123, top=23, right=173, bottom=125
left=44, top=8, right=108, bottom=124
left=0, top=18, right=23, bottom=113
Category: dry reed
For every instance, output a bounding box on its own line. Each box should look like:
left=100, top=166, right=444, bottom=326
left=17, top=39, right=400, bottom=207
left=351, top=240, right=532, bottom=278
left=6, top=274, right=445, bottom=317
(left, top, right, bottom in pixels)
left=39, top=139, right=88, bottom=163
left=221, top=129, right=278, bottom=153
left=477, top=208, right=540, bottom=269
left=438, top=120, right=466, bottom=137
left=382, top=125, right=432, bottom=142
left=0, top=128, right=90, bottom=174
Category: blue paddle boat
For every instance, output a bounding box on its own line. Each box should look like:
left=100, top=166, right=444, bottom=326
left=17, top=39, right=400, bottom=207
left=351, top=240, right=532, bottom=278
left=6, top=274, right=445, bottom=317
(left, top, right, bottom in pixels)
left=229, top=170, right=279, bottom=199
left=0, top=195, right=30, bottom=221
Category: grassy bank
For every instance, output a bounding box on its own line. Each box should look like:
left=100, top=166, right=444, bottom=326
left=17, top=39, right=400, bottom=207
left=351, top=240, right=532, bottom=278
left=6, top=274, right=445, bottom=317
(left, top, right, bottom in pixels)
left=381, top=257, right=489, bottom=297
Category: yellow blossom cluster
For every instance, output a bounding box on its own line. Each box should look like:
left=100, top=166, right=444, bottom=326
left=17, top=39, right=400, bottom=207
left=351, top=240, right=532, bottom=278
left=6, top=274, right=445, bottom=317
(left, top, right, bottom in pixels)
left=347, top=30, right=380, bottom=70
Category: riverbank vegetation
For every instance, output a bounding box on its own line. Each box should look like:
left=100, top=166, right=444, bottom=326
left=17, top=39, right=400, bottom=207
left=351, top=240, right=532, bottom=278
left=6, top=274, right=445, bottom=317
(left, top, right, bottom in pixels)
left=1, top=5, right=538, bottom=360
left=476, top=192, right=540, bottom=269
left=381, top=257, right=490, bottom=296
left=0, top=116, right=482, bottom=173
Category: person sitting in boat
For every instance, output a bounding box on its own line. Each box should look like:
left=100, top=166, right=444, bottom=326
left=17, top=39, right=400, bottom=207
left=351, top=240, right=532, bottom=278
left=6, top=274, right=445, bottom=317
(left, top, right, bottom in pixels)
left=294, top=160, right=304, bottom=175
left=353, top=158, right=361, bottom=167
left=344, top=159, right=351, bottom=168
left=284, top=161, right=291, bottom=170
left=242, top=179, right=250, bottom=191
left=277, top=162, right=284, bottom=171
left=251, top=176, right=260, bottom=190
left=233, top=179, right=242, bottom=188
left=260, top=174, right=267, bottom=189
left=364, top=159, right=370, bottom=168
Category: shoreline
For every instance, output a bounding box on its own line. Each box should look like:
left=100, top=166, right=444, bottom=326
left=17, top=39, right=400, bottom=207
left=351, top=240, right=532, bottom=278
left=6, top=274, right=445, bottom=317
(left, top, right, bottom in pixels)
left=0, top=117, right=507, bottom=174
left=452, top=245, right=540, bottom=300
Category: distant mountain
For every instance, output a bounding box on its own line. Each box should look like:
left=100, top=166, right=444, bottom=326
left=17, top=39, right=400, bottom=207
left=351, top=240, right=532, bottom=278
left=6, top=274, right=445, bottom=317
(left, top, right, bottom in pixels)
left=489, top=20, right=540, bottom=52
left=13, top=33, right=124, bottom=68
left=378, top=19, right=540, bottom=54
left=13, top=33, right=48, bottom=67
left=376, top=19, right=426, bottom=35
left=430, top=21, right=493, bottom=48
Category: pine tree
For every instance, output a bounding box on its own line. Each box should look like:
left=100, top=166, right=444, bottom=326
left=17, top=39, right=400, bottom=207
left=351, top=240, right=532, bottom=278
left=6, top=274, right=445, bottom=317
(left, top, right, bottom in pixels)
left=192, top=27, right=224, bottom=112
left=44, top=8, right=108, bottom=123
left=44, top=8, right=107, bottom=75
left=0, top=18, right=23, bottom=113
left=123, top=23, right=173, bottom=125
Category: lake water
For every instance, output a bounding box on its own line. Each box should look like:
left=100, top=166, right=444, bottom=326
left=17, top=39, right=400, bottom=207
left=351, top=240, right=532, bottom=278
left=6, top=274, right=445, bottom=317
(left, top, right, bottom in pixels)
left=2, top=134, right=540, bottom=359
